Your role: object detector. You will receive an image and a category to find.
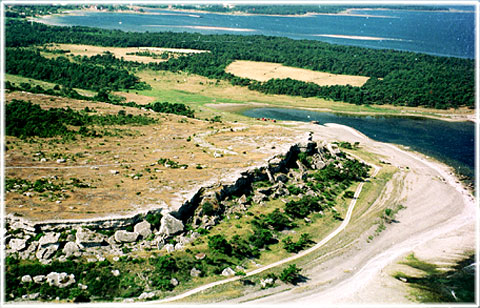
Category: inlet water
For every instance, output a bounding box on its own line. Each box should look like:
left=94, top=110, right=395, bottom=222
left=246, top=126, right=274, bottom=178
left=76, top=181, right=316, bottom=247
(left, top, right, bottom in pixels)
left=243, top=108, right=475, bottom=178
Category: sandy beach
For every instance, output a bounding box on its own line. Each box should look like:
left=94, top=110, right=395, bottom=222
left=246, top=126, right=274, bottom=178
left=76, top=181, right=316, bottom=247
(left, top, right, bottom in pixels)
left=219, top=122, right=476, bottom=305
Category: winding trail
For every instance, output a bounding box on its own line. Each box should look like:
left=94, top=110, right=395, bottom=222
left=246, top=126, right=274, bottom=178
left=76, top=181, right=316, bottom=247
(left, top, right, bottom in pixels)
left=152, top=162, right=380, bottom=304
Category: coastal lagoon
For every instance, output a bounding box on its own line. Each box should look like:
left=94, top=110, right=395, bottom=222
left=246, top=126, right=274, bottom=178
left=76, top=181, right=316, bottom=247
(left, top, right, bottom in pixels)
left=243, top=108, right=475, bottom=178
left=45, top=7, right=475, bottom=58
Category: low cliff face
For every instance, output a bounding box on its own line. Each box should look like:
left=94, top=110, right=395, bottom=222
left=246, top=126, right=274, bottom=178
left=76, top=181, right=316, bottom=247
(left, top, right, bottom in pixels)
left=4, top=136, right=341, bottom=265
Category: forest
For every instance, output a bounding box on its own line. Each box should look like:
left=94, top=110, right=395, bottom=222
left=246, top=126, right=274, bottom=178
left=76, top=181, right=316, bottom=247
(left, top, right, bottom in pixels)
left=6, top=48, right=149, bottom=92
left=162, top=5, right=450, bottom=15
left=5, top=19, right=475, bottom=109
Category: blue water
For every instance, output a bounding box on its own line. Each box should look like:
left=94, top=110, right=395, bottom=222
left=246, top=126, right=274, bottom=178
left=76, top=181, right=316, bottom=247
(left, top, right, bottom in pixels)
left=243, top=108, right=475, bottom=178
left=48, top=7, right=475, bottom=58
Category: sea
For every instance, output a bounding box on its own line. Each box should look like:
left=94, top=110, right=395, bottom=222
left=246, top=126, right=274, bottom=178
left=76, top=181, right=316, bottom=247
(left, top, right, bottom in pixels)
left=46, top=6, right=476, bottom=58
left=43, top=6, right=476, bottom=176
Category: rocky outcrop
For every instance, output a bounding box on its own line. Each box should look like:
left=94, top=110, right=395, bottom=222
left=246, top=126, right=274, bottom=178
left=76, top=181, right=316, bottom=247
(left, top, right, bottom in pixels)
left=158, top=214, right=184, bottom=237
left=46, top=272, right=76, bottom=288
left=8, top=238, right=27, bottom=252
left=63, top=242, right=80, bottom=257
left=190, top=267, right=201, bottom=277
left=6, top=139, right=340, bottom=272
left=134, top=221, right=152, bottom=239
left=221, top=267, right=236, bottom=277
left=114, top=230, right=139, bottom=243
left=76, top=228, right=107, bottom=248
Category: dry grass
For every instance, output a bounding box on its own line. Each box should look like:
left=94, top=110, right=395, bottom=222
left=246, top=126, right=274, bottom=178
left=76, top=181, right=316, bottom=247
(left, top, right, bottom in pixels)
left=225, top=60, right=370, bottom=87
left=5, top=91, right=300, bottom=221
left=42, top=44, right=208, bottom=64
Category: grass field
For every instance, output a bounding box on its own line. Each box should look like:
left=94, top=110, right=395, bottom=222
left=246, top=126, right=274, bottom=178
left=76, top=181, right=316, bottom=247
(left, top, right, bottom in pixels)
left=41, top=43, right=208, bottom=63
left=226, top=60, right=370, bottom=87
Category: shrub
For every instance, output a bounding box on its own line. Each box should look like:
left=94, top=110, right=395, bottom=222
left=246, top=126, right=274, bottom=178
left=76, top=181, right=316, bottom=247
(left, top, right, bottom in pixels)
left=202, top=201, right=216, bottom=216
left=208, top=234, right=232, bottom=255
left=279, top=264, right=302, bottom=284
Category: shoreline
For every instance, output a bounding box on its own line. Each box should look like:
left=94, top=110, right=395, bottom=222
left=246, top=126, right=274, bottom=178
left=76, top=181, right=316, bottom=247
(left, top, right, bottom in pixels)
left=208, top=102, right=476, bottom=123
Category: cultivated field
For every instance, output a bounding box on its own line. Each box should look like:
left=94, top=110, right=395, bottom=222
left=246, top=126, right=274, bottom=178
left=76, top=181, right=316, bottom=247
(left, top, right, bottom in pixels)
left=225, top=60, right=370, bottom=87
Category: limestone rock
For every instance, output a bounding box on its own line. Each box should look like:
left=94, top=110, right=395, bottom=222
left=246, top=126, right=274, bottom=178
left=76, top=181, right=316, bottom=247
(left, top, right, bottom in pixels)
left=190, top=267, right=201, bottom=277
left=221, top=267, right=235, bottom=277
left=170, top=278, right=179, bottom=287
left=38, top=232, right=60, bottom=247
left=21, top=275, right=32, bottom=283
left=174, top=243, right=184, bottom=251
left=76, top=228, right=106, bottom=248
left=158, top=214, right=183, bottom=237
left=33, top=275, right=46, bottom=284
left=46, top=272, right=76, bottom=288
left=237, top=194, right=248, bottom=205
left=22, top=293, right=39, bottom=300
left=62, top=242, right=80, bottom=257
left=8, top=238, right=27, bottom=252
left=164, top=244, right=174, bottom=253
left=274, top=173, right=289, bottom=183
left=114, top=230, right=139, bottom=243
left=134, top=221, right=152, bottom=239
left=260, top=278, right=275, bottom=288
left=111, top=270, right=120, bottom=277
left=36, top=244, right=59, bottom=260
left=138, top=291, right=156, bottom=300
left=252, top=192, right=268, bottom=204
left=195, top=252, right=206, bottom=260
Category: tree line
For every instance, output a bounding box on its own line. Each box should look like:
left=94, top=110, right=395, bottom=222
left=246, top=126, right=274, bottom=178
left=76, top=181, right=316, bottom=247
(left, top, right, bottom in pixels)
left=5, top=19, right=475, bottom=109
left=6, top=48, right=150, bottom=92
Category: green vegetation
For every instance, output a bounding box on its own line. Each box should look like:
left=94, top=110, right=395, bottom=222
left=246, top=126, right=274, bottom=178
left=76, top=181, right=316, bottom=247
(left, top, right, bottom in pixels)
left=279, top=264, right=302, bottom=284
left=282, top=233, right=313, bottom=253
left=393, top=254, right=475, bottom=303
left=6, top=48, right=149, bottom=91
left=5, top=100, right=156, bottom=138
left=5, top=20, right=474, bottom=109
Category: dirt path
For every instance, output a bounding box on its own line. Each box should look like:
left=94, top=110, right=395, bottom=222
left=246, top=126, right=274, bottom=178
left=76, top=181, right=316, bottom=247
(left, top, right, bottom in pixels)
left=235, top=123, right=476, bottom=304
left=152, top=150, right=381, bottom=304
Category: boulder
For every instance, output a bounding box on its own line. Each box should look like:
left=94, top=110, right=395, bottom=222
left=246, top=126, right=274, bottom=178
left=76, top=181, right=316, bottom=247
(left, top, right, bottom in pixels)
left=46, top=272, right=76, bottom=288
left=138, top=291, right=156, bottom=300
left=76, top=228, right=107, bottom=248
left=158, top=214, right=183, bottom=237
left=62, top=242, right=80, bottom=257
left=21, top=275, right=32, bottom=283
left=22, top=293, right=39, bottom=300
left=174, top=243, right=184, bottom=251
left=190, top=267, right=201, bottom=278
left=252, top=192, right=268, bottom=204
left=237, top=194, right=248, bottom=205
left=38, top=232, right=60, bottom=247
left=326, top=143, right=341, bottom=157
left=36, top=244, right=59, bottom=260
left=114, top=230, right=139, bottom=243
left=111, top=270, right=120, bottom=277
left=33, top=275, right=46, bottom=284
left=8, top=238, right=27, bottom=252
left=170, top=278, right=179, bottom=287
left=260, top=278, right=275, bottom=288
left=195, top=253, right=206, bottom=260
left=221, top=267, right=235, bottom=277
left=134, top=221, right=152, bottom=239
left=164, top=244, right=175, bottom=253
left=274, top=173, right=289, bottom=183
